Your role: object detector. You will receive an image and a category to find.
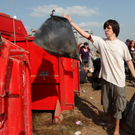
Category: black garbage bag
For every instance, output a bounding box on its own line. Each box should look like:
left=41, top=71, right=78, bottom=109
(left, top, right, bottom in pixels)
left=93, top=58, right=100, bottom=72
left=79, top=64, right=87, bottom=83
left=34, top=15, right=79, bottom=60
left=121, top=93, right=135, bottom=134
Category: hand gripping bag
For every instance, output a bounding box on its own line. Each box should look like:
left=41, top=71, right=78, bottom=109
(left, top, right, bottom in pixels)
left=34, top=15, right=79, bottom=60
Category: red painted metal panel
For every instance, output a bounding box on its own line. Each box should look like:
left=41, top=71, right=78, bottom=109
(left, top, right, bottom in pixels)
left=0, top=13, right=27, bottom=39
left=61, top=58, right=74, bottom=110
left=0, top=40, right=10, bottom=96
left=31, top=76, right=60, bottom=84
left=0, top=40, right=11, bottom=133
left=4, top=58, right=32, bottom=135
left=73, top=60, right=80, bottom=96
left=32, top=84, right=59, bottom=110
left=0, top=38, right=32, bottom=135
left=59, top=57, right=66, bottom=111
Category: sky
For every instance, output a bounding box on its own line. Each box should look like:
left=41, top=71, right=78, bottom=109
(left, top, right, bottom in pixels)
left=1, top=0, right=135, bottom=42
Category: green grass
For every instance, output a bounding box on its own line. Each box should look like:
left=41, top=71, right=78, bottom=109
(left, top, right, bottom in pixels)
left=34, top=115, right=39, bottom=122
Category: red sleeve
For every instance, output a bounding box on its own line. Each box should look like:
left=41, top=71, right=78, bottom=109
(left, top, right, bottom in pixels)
left=87, top=35, right=91, bottom=40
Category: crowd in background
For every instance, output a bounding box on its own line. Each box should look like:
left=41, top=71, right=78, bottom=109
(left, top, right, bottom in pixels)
left=125, top=39, right=135, bottom=51
left=78, top=39, right=135, bottom=85
left=125, top=39, right=135, bottom=83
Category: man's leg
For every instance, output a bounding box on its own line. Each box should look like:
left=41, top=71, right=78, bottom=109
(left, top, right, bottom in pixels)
left=110, top=113, right=115, bottom=124
left=110, top=113, right=120, bottom=135
left=104, top=113, right=115, bottom=130
left=114, top=119, right=120, bottom=135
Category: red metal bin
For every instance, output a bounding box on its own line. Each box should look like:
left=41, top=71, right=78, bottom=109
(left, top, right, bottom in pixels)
left=0, top=13, right=80, bottom=123
left=0, top=38, right=32, bottom=135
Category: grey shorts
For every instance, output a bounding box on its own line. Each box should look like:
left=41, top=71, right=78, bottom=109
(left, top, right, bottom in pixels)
left=101, top=79, right=127, bottom=120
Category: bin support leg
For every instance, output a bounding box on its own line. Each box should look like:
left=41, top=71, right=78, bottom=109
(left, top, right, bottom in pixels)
left=53, top=99, right=63, bottom=124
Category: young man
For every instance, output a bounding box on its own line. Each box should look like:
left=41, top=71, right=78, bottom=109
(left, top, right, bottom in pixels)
left=62, top=14, right=135, bottom=135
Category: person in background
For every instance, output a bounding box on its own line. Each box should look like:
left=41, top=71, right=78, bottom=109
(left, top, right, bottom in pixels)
left=62, top=13, right=135, bottom=135
left=124, top=39, right=130, bottom=73
left=79, top=42, right=94, bottom=82
left=125, top=39, right=130, bottom=47
left=128, top=40, right=135, bottom=81
left=129, top=40, right=135, bottom=52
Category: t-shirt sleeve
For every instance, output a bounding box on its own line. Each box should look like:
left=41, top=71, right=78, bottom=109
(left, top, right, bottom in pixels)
left=123, top=44, right=132, bottom=61
left=79, top=48, right=83, bottom=54
left=91, top=35, right=105, bottom=53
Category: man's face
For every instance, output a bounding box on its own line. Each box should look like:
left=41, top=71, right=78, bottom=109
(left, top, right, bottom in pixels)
left=104, top=25, right=115, bottom=38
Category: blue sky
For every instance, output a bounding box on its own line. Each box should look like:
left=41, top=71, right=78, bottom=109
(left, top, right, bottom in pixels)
left=1, top=0, right=135, bottom=42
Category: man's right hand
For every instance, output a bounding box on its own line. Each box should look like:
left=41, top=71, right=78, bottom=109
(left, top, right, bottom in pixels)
left=62, top=13, right=72, bottom=23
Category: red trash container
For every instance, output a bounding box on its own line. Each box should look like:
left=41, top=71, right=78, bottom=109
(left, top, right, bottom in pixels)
left=0, top=13, right=80, bottom=123
left=0, top=38, right=32, bottom=135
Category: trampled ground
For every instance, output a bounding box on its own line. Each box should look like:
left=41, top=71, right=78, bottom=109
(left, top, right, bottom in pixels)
left=32, top=73, right=134, bottom=135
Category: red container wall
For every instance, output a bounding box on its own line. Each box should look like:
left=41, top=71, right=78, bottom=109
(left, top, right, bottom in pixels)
left=59, top=58, right=74, bottom=110
left=0, top=40, right=32, bottom=135
left=72, top=60, right=80, bottom=96
left=14, top=39, right=78, bottom=111
left=4, top=57, right=32, bottom=135
left=24, top=40, right=60, bottom=110
left=0, top=13, right=27, bottom=39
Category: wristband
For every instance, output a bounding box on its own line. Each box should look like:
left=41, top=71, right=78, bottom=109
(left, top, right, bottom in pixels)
left=87, top=35, right=91, bottom=40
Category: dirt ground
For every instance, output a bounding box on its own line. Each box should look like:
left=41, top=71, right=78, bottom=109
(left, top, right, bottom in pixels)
left=32, top=73, right=135, bottom=135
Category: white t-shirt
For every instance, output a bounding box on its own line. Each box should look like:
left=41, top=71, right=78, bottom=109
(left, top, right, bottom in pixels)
left=91, top=35, right=132, bottom=87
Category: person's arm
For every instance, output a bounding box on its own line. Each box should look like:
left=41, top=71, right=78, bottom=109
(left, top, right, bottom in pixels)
left=90, top=50, right=94, bottom=60
left=126, top=60, right=135, bottom=77
left=79, top=54, right=82, bottom=63
left=62, top=13, right=93, bottom=43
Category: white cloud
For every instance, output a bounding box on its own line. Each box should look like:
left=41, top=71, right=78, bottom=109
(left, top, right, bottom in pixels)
left=95, top=7, right=99, bottom=11
left=29, top=5, right=100, bottom=17
left=78, top=22, right=103, bottom=28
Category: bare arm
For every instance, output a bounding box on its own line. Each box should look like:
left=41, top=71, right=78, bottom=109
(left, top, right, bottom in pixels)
left=62, top=13, right=93, bottom=43
left=126, top=60, right=135, bottom=78
left=79, top=54, right=82, bottom=63
left=90, top=50, right=94, bottom=57
left=90, top=50, right=95, bottom=60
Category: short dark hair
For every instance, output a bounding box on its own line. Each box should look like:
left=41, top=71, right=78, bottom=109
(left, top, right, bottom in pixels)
left=84, top=42, right=88, bottom=45
left=103, top=19, right=120, bottom=37
left=126, top=39, right=130, bottom=42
